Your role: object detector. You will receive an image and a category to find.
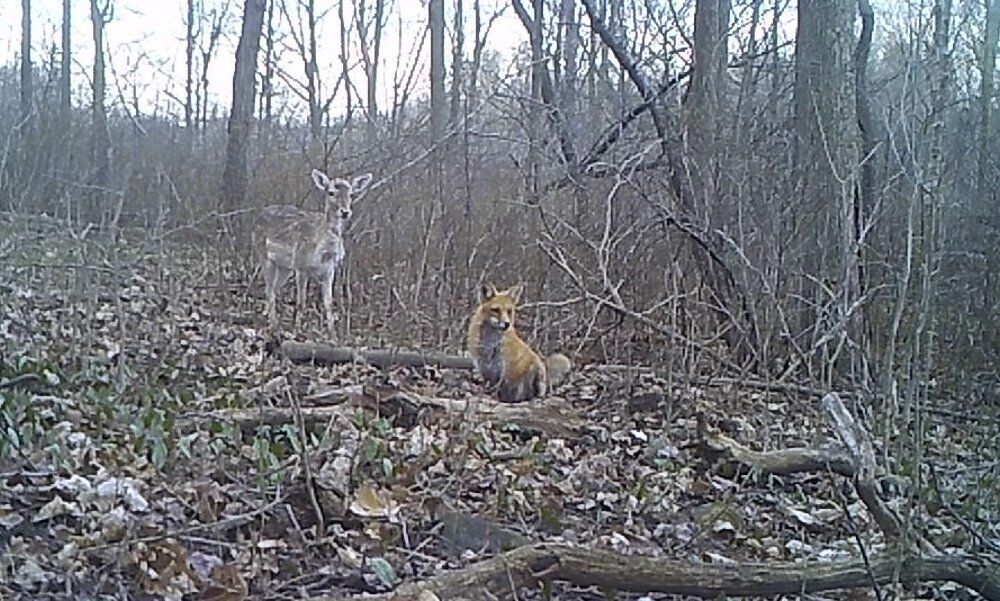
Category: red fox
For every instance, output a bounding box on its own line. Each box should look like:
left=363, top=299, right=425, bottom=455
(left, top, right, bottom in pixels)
left=466, top=284, right=572, bottom=402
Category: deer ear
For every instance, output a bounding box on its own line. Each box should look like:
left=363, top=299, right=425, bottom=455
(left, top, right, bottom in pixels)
left=504, top=285, right=523, bottom=302
left=352, top=173, right=373, bottom=193
left=480, top=284, right=498, bottom=301
left=311, top=169, right=330, bottom=190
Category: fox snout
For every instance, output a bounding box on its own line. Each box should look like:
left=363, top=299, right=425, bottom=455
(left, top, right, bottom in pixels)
left=489, top=317, right=511, bottom=330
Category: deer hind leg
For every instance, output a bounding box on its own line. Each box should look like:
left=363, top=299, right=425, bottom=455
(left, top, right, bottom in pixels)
left=264, top=260, right=292, bottom=330
left=321, top=268, right=336, bottom=336
left=293, top=271, right=309, bottom=330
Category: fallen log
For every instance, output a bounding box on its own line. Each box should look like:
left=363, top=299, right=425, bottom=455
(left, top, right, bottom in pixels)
left=699, top=426, right=856, bottom=478
left=329, top=542, right=999, bottom=600
left=181, top=384, right=581, bottom=438
left=356, top=386, right=582, bottom=439
left=280, top=342, right=475, bottom=370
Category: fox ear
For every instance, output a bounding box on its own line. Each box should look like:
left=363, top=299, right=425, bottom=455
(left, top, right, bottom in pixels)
left=504, top=284, right=523, bottom=302
left=480, top=284, right=498, bottom=301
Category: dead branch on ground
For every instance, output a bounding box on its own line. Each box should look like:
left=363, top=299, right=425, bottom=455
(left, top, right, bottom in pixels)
left=183, top=384, right=581, bottom=439
left=280, top=341, right=475, bottom=370
left=331, top=542, right=999, bottom=600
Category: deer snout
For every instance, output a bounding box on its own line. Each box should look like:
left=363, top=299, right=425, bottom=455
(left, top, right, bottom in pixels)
left=339, top=209, right=352, bottom=219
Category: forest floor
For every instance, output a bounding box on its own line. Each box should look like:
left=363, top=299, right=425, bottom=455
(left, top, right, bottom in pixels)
left=0, top=213, right=997, bottom=600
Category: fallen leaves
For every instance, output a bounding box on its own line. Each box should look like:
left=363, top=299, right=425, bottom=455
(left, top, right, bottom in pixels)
left=0, top=217, right=996, bottom=599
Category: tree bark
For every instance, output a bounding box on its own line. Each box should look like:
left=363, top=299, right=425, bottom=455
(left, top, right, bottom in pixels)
left=371, top=0, right=385, bottom=125
left=855, top=0, right=876, bottom=223
left=449, top=0, right=463, bottom=125
left=21, top=0, right=32, bottom=124
left=429, top=0, right=446, bottom=145
left=61, top=0, right=71, bottom=121
left=221, top=0, right=265, bottom=233
left=89, top=0, right=111, bottom=196
left=185, top=0, right=196, bottom=128
left=978, top=0, right=1000, bottom=204
left=261, top=0, right=275, bottom=124
left=793, top=0, right=859, bottom=384
left=306, top=0, right=320, bottom=141
left=559, top=0, right=578, bottom=134
left=684, top=0, right=730, bottom=208
left=528, top=0, right=543, bottom=197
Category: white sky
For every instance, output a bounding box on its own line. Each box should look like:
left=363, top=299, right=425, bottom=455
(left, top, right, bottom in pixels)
left=0, top=0, right=526, bottom=119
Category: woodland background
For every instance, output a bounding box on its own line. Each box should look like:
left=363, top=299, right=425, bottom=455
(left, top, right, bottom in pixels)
left=0, top=0, right=998, bottom=598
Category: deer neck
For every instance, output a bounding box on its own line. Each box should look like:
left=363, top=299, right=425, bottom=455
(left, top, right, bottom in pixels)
left=322, top=207, right=345, bottom=237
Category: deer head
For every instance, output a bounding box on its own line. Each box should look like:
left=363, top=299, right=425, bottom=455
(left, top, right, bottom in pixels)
left=310, top=169, right=373, bottom=222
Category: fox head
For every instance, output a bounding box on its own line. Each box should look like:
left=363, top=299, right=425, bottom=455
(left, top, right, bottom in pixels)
left=476, top=284, right=523, bottom=332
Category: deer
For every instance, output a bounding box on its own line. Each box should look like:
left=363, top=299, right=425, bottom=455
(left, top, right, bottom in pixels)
left=257, top=169, right=373, bottom=334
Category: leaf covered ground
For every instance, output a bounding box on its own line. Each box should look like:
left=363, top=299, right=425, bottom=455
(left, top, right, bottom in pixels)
left=0, top=214, right=997, bottom=600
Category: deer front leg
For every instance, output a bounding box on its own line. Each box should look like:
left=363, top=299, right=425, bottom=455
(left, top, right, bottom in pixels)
left=263, top=260, right=290, bottom=330
left=294, top=271, right=308, bottom=330
left=321, top=268, right=336, bottom=336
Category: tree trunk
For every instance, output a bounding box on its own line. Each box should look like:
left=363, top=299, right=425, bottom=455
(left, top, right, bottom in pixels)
left=528, top=0, right=543, bottom=197
left=199, top=8, right=225, bottom=130
left=185, top=0, right=196, bottom=129
left=90, top=0, right=110, bottom=197
left=221, top=0, right=265, bottom=235
left=449, top=0, right=464, bottom=125
left=978, top=0, right=1000, bottom=204
left=20, top=0, right=32, bottom=124
left=60, top=0, right=70, bottom=121
left=684, top=0, right=729, bottom=208
left=429, top=0, right=446, bottom=144
left=261, top=0, right=275, bottom=125
left=793, top=0, right=859, bottom=384
left=371, top=0, right=385, bottom=125
left=559, top=0, right=578, bottom=130
left=339, top=0, right=353, bottom=119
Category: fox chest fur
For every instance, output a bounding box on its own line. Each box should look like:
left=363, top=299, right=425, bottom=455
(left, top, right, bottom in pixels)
left=470, top=325, right=510, bottom=386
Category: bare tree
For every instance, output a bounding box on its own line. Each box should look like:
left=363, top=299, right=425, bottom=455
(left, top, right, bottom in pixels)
left=221, top=0, right=265, bottom=229
left=357, top=0, right=386, bottom=127
left=279, top=0, right=322, bottom=141
left=449, top=0, right=463, bottom=125
left=185, top=0, right=197, bottom=128
left=558, top=0, right=579, bottom=130
left=684, top=0, right=730, bottom=206
left=199, top=4, right=227, bottom=129
left=855, top=0, right=876, bottom=231
left=90, top=0, right=112, bottom=202
left=978, top=0, right=1000, bottom=203
left=793, top=0, right=859, bottom=383
left=339, top=0, right=353, bottom=119
left=21, top=0, right=32, bottom=124
left=261, top=0, right=275, bottom=124
left=61, top=0, right=71, bottom=121
left=429, top=0, right=446, bottom=146
left=528, top=0, right=543, bottom=196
